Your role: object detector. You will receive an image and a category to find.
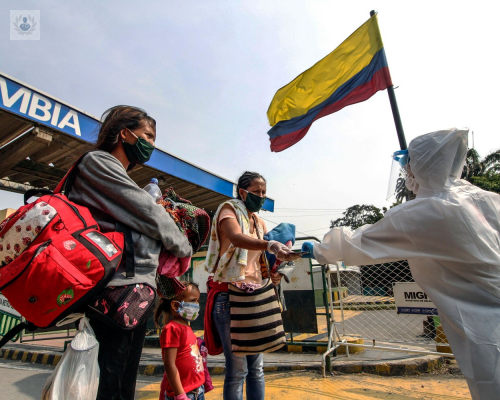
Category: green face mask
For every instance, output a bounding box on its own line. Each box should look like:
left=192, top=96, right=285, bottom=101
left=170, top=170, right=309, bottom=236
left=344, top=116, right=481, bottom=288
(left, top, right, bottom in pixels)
left=123, top=128, right=155, bottom=164
left=243, top=190, right=266, bottom=213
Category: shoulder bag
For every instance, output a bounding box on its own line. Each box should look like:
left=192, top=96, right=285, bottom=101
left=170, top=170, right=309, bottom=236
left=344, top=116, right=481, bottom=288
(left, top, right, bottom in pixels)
left=228, top=215, right=286, bottom=355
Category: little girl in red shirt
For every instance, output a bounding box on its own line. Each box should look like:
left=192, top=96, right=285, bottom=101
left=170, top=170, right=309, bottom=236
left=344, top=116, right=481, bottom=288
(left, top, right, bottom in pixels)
left=155, top=279, right=206, bottom=400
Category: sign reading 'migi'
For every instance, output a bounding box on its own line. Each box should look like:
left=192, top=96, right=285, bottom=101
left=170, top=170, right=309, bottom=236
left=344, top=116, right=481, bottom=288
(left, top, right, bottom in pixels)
left=393, top=282, right=438, bottom=315
left=0, top=73, right=100, bottom=141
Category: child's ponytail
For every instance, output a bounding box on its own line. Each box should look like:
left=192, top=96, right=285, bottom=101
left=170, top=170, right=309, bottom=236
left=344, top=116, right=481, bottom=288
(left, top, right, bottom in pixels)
left=154, top=298, right=173, bottom=328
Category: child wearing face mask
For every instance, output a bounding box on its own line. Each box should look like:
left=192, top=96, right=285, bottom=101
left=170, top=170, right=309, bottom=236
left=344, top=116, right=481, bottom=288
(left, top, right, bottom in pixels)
left=155, top=280, right=205, bottom=400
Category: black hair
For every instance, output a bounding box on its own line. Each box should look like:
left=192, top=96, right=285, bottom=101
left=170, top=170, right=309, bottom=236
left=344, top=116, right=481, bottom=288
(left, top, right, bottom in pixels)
left=94, top=105, right=156, bottom=153
left=236, top=171, right=266, bottom=200
left=154, top=281, right=200, bottom=328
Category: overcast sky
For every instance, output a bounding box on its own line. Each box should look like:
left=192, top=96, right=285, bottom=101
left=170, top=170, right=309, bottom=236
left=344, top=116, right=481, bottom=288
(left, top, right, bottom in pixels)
left=1, top=1, right=498, bottom=237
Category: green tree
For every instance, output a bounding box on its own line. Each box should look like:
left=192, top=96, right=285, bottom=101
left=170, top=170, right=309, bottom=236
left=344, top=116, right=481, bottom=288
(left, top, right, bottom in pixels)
left=461, top=148, right=500, bottom=193
left=330, top=204, right=386, bottom=230
left=468, top=174, right=500, bottom=193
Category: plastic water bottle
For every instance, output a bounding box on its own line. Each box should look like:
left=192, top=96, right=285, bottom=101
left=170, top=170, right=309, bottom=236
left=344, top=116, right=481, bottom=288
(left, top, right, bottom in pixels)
left=143, top=178, right=162, bottom=203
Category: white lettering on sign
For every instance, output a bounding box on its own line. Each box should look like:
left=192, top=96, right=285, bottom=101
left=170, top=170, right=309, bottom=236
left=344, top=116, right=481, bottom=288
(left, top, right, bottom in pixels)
left=0, top=77, right=31, bottom=113
left=57, top=109, right=81, bottom=136
left=51, top=102, right=61, bottom=125
left=0, top=76, right=82, bottom=136
left=28, top=92, right=52, bottom=121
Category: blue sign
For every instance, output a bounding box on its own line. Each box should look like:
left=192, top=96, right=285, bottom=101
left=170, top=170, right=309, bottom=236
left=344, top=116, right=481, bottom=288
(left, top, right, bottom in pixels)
left=0, top=72, right=276, bottom=209
left=0, top=74, right=100, bottom=141
left=397, top=307, right=438, bottom=315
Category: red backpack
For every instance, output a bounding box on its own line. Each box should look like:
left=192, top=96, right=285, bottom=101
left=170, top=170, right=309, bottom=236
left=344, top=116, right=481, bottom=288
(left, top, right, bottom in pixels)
left=0, top=154, right=124, bottom=347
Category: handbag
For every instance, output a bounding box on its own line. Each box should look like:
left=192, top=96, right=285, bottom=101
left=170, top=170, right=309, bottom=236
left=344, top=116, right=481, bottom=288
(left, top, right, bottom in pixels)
left=228, top=214, right=286, bottom=355
left=86, top=282, right=156, bottom=330
left=86, top=224, right=156, bottom=330
left=229, top=280, right=286, bottom=355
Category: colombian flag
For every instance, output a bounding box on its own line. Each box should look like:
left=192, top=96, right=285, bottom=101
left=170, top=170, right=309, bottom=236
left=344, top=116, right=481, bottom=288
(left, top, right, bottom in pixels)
left=267, top=14, right=393, bottom=152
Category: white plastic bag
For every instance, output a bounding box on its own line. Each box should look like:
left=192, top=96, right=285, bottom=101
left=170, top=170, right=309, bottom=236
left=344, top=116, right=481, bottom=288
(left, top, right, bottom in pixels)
left=41, top=315, right=99, bottom=400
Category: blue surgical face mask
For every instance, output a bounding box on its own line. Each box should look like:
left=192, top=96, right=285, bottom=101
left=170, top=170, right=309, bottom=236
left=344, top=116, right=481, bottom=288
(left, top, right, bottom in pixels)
left=174, top=301, right=200, bottom=321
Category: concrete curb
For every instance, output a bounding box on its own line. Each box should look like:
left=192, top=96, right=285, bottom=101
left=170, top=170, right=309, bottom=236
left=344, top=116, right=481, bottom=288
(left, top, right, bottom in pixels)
left=0, top=346, right=322, bottom=376
left=1, top=347, right=62, bottom=367
left=1, top=346, right=445, bottom=377
left=331, top=355, right=445, bottom=376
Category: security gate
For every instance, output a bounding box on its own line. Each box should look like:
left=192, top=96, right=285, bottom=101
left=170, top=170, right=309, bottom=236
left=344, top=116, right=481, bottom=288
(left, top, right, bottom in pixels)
left=320, top=261, right=454, bottom=376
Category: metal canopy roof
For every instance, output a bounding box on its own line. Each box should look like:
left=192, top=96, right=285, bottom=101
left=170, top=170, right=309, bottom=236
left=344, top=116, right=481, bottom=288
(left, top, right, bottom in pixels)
left=0, top=71, right=275, bottom=213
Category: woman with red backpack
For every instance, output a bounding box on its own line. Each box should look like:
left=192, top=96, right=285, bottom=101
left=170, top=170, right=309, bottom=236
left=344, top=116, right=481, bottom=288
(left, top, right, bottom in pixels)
left=68, top=105, right=193, bottom=400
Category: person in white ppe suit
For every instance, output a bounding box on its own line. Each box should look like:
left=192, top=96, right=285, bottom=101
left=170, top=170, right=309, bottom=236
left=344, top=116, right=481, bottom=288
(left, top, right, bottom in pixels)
left=302, top=128, right=500, bottom=400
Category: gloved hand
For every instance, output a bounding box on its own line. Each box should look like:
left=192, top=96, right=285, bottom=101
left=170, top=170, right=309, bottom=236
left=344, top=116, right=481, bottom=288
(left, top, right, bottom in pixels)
left=267, top=241, right=300, bottom=261
left=267, top=240, right=285, bottom=255
left=301, top=242, right=315, bottom=258
left=174, top=393, right=189, bottom=400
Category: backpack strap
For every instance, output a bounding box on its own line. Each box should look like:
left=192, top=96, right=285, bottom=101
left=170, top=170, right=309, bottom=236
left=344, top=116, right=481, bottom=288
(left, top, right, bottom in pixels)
left=23, top=152, right=91, bottom=204
left=0, top=321, right=35, bottom=350
left=24, top=188, right=54, bottom=205
left=54, top=151, right=95, bottom=195
left=116, top=223, right=135, bottom=278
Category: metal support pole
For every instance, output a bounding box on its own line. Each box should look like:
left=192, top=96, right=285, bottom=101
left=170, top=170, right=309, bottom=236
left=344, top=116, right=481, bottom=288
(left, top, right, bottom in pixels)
left=321, top=264, right=332, bottom=372
left=387, top=86, right=407, bottom=150
left=335, top=263, right=346, bottom=336
left=325, top=265, right=333, bottom=372
left=370, top=10, right=407, bottom=150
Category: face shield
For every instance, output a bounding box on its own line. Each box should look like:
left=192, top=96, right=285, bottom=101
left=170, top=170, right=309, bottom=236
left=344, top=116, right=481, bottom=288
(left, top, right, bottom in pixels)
left=386, top=149, right=410, bottom=200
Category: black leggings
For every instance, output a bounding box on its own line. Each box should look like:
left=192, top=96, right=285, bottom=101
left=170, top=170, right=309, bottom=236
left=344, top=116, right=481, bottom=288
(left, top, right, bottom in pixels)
left=89, top=318, right=148, bottom=400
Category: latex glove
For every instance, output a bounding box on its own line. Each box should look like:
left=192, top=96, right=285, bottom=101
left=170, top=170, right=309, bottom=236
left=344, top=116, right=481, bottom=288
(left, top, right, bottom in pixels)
left=268, top=241, right=300, bottom=261
left=267, top=240, right=283, bottom=255
left=301, top=242, right=315, bottom=258
left=174, top=394, right=189, bottom=400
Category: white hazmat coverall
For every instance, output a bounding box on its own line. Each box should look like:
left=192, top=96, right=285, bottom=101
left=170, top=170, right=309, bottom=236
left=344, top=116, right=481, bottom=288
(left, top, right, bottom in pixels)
left=312, top=128, right=500, bottom=400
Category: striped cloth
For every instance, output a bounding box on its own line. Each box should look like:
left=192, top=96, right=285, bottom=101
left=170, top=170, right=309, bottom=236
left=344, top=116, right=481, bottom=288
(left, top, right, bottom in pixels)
left=229, top=281, right=285, bottom=355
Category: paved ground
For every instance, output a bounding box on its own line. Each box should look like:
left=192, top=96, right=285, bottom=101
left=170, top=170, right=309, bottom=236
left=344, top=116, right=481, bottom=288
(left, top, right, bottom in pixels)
left=1, top=305, right=465, bottom=398
left=136, top=370, right=472, bottom=399
left=0, top=358, right=471, bottom=400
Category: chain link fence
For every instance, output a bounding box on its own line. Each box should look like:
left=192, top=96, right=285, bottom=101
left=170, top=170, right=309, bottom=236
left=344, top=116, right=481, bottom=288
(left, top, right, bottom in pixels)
left=331, top=260, right=444, bottom=346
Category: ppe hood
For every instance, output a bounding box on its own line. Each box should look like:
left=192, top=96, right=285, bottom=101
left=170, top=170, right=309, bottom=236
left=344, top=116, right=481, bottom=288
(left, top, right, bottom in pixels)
left=408, top=128, right=469, bottom=191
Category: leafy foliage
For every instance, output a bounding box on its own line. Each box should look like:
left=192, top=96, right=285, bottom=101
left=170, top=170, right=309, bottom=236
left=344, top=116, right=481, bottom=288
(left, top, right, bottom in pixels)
left=469, top=174, right=500, bottom=193
left=461, top=148, right=500, bottom=193
left=330, top=204, right=386, bottom=231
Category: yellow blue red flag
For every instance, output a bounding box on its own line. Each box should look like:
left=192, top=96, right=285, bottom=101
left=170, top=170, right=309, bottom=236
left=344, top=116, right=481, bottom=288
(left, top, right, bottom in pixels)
left=267, top=14, right=392, bottom=152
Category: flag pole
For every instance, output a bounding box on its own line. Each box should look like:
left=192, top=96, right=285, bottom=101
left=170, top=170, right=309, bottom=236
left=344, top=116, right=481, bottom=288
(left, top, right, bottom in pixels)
left=371, top=10, right=407, bottom=150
